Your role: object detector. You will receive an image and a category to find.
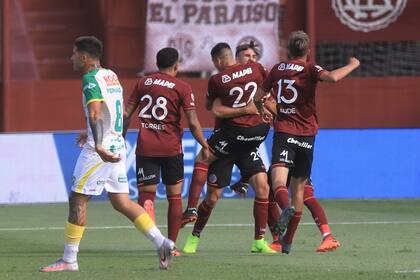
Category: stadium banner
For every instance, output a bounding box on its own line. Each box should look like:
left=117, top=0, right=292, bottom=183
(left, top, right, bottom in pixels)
left=1, top=129, right=420, bottom=204
left=143, top=0, right=282, bottom=72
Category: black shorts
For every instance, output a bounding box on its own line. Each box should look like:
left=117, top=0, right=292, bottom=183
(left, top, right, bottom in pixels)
left=136, top=154, right=184, bottom=186
left=271, top=132, right=315, bottom=179
left=207, top=147, right=266, bottom=188
left=207, top=122, right=270, bottom=158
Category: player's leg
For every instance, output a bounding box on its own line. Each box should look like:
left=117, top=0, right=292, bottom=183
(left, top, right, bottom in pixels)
left=279, top=176, right=305, bottom=254
left=183, top=186, right=223, bottom=253
left=183, top=158, right=232, bottom=253
left=107, top=151, right=174, bottom=269
left=183, top=129, right=231, bottom=227
left=303, top=181, right=340, bottom=252
left=236, top=149, right=275, bottom=253
left=40, top=149, right=102, bottom=272
left=136, top=156, right=160, bottom=223
left=279, top=134, right=315, bottom=254
left=161, top=154, right=184, bottom=256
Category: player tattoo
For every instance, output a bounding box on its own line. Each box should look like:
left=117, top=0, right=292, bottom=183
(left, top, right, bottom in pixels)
left=90, top=118, right=104, bottom=146
left=68, top=196, right=87, bottom=225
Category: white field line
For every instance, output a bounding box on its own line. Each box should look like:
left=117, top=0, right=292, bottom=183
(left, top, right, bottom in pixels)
left=1, top=220, right=420, bottom=232
left=395, top=269, right=420, bottom=274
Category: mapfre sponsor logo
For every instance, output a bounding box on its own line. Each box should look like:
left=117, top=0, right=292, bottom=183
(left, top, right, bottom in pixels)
left=221, top=67, right=253, bottom=83
left=145, top=78, right=153, bottom=86
left=332, top=0, right=407, bottom=32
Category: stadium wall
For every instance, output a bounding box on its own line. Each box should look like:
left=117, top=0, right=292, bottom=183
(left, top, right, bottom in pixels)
left=7, top=76, right=420, bottom=131
left=1, top=129, right=419, bottom=204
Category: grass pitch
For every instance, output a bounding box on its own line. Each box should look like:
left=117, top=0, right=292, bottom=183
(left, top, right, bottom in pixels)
left=1, top=199, right=419, bottom=280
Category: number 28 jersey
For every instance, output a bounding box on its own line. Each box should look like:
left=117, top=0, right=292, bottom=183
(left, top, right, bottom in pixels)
left=261, top=59, right=326, bottom=136
left=128, top=72, right=196, bottom=157
left=82, top=68, right=124, bottom=153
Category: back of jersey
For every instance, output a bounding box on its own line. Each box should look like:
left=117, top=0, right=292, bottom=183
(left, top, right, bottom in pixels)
left=262, top=60, right=325, bottom=136
left=129, top=72, right=196, bottom=157
left=82, top=68, right=124, bottom=153
left=207, top=61, right=266, bottom=127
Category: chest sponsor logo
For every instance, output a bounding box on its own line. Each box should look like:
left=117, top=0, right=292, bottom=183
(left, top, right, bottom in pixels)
left=145, top=78, right=153, bottom=85
left=332, top=0, right=407, bottom=32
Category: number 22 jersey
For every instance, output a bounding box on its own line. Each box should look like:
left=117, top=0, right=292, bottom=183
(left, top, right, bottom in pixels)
left=128, top=72, right=196, bottom=157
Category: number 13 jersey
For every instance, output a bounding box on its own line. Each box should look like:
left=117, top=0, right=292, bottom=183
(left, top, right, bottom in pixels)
left=261, top=60, right=326, bottom=136
left=129, top=72, right=196, bottom=157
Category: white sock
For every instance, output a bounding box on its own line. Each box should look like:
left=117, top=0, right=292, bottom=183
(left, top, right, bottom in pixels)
left=63, top=243, right=79, bottom=263
left=144, top=227, right=165, bottom=249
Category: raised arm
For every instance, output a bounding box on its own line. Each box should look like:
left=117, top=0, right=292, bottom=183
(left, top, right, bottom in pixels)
left=87, top=101, right=120, bottom=162
left=320, top=57, right=360, bottom=83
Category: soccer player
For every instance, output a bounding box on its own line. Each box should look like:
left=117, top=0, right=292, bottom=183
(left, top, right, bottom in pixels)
left=254, top=30, right=360, bottom=254
left=122, top=47, right=209, bottom=256
left=39, top=36, right=175, bottom=272
left=182, top=42, right=275, bottom=253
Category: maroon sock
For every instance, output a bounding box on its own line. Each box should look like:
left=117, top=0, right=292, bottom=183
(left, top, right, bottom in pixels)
left=167, top=193, right=182, bottom=242
left=253, top=197, right=269, bottom=240
left=192, top=200, right=213, bottom=237
left=138, top=190, right=155, bottom=206
left=268, top=189, right=280, bottom=240
left=187, top=162, right=208, bottom=209
left=284, top=211, right=302, bottom=244
left=273, top=185, right=289, bottom=210
left=304, top=185, right=329, bottom=230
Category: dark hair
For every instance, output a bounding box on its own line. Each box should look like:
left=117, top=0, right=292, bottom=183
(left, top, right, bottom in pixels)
left=288, top=30, right=309, bottom=58
left=235, top=41, right=260, bottom=58
left=156, top=47, right=179, bottom=69
left=74, top=36, right=103, bottom=59
left=210, top=42, right=231, bottom=60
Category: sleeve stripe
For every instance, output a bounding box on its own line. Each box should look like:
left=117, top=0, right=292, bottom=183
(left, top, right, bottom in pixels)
left=86, top=98, right=105, bottom=105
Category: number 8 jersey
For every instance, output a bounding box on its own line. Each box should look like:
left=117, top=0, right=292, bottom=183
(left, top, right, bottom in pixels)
left=128, top=72, right=196, bottom=157
left=82, top=68, right=125, bottom=153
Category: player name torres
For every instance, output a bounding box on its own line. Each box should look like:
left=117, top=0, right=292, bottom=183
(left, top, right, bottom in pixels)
left=141, top=122, right=165, bottom=130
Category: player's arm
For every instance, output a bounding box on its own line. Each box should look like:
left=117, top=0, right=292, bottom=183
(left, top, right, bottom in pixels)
left=185, top=110, right=209, bottom=157
left=122, top=101, right=139, bottom=138
left=211, top=98, right=258, bottom=118
left=87, top=101, right=120, bottom=162
left=320, top=57, right=360, bottom=83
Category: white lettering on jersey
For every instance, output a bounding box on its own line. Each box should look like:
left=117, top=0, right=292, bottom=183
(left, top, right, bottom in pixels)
left=153, top=79, right=175, bottom=89
left=287, top=137, right=313, bottom=149
left=279, top=107, right=296, bottom=114
left=141, top=122, right=166, bottom=130
left=222, top=67, right=253, bottom=83
left=278, top=63, right=304, bottom=72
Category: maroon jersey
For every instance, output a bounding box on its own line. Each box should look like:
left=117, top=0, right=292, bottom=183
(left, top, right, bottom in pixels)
left=129, top=72, right=196, bottom=156
left=207, top=61, right=267, bottom=127
left=261, top=59, right=325, bottom=136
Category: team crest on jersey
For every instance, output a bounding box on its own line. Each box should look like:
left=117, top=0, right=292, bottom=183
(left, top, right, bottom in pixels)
left=145, top=78, right=153, bottom=86
left=332, top=0, right=407, bottom=32
left=222, top=75, right=231, bottom=83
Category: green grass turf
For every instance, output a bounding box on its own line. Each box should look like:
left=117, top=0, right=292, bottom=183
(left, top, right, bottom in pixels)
left=0, top=199, right=420, bottom=280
